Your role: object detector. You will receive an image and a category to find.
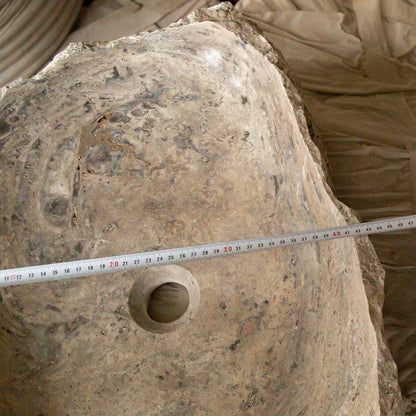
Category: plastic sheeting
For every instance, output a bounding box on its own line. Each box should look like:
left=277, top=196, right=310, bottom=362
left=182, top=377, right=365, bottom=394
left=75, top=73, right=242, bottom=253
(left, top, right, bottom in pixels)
left=0, top=0, right=82, bottom=87
left=62, top=0, right=220, bottom=47
left=237, top=0, right=416, bottom=409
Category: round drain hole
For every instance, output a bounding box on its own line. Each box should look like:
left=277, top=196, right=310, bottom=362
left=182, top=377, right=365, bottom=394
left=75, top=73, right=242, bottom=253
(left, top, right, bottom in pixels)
left=147, top=282, right=190, bottom=323
left=128, top=265, right=200, bottom=334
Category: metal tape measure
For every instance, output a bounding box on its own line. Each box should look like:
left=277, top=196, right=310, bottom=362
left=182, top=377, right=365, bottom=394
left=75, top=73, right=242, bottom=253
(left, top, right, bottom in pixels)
left=1, top=215, right=415, bottom=287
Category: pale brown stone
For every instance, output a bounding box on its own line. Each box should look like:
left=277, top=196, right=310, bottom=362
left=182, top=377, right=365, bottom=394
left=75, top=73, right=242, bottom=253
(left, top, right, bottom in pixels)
left=0, top=4, right=404, bottom=415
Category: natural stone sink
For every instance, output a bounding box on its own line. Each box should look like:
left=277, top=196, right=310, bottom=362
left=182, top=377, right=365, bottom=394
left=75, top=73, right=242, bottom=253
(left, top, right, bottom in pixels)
left=0, top=4, right=405, bottom=415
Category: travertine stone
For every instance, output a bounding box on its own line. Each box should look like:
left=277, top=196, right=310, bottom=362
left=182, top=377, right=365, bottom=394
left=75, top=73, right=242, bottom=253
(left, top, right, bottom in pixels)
left=0, top=4, right=403, bottom=415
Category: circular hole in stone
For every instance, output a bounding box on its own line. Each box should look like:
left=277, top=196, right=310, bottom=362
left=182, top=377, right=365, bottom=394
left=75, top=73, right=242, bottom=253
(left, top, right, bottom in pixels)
left=147, top=282, right=190, bottom=323
left=128, top=265, right=200, bottom=334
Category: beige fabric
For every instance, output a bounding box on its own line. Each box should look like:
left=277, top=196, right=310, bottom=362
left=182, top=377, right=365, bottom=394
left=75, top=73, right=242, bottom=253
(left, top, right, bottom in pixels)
left=237, top=0, right=416, bottom=409
left=62, top=0, right=219, bottom=47
left=0, top=0, right=82, bottom=87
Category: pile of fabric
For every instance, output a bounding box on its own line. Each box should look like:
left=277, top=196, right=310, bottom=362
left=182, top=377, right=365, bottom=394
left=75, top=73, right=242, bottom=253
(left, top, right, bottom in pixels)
left=0, top=0, right=82, bottom=87
left=0, top=0, right=219, bottom=88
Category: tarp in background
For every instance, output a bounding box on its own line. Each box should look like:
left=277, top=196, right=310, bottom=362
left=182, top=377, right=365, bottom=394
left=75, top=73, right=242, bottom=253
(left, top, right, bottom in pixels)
left=0, top=0, right=83, bottom=87
left=61, top=0, right=220, bottom=48
left=236, top=0, right=416, bottom=409
left=0, top=0, right=220, bottom=88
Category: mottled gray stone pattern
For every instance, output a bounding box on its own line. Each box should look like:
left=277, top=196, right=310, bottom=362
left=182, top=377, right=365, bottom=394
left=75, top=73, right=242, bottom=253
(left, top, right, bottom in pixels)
left=0, top=4, right=400, bottom=416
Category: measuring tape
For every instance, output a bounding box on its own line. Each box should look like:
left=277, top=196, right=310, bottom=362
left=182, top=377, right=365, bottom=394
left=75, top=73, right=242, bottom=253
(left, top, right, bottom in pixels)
left=1, top=215, right=415, bottom=287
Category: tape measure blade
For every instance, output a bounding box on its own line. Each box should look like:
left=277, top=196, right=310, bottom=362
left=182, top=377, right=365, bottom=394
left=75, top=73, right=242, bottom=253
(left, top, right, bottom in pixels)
left=0, top=214, right=415, bottom=287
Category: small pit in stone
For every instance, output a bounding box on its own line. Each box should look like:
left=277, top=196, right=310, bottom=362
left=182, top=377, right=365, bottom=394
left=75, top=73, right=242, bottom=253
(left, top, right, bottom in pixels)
left=128, top=265, right=200, bottom=333
left=147, top=282, right=190, bottom=323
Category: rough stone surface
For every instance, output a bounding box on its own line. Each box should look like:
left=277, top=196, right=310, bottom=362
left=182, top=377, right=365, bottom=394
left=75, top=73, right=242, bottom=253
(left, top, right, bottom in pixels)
left=0, top=4, right=404, bottom=415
